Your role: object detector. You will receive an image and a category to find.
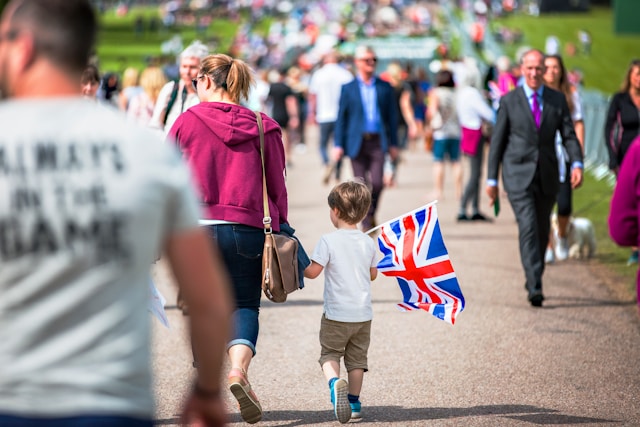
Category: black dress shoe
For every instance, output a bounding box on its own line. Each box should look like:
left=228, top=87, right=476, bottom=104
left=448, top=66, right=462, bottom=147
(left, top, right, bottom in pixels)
left=529, top=292, right=544, bottom=307
left=457, top=213, right=469, bottom=221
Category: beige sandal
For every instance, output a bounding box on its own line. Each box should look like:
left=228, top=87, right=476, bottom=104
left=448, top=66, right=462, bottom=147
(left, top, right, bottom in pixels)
left=228, top=368, right=262, bottom=424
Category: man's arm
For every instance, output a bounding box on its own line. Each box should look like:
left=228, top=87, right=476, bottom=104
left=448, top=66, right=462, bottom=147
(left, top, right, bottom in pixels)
left=165, top=228, right=232, bottom=427
left=307, top=92, right=317, bottom=125
left=399, top=86, right=417, bottom=139
left=485, top=96, right=510, bottom=204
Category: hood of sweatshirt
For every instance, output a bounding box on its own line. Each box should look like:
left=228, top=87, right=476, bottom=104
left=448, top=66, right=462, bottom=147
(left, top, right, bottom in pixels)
left=182, top=101, right=281, bottom=147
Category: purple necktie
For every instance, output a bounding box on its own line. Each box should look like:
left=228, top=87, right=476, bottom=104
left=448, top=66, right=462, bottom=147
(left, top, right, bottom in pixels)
left=531, top=93, right=541, bottom=129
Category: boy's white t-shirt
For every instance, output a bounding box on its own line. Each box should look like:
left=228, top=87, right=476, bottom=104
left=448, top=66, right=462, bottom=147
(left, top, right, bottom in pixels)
left=0, top=98, right=201, bottom=419
left=311, top=229, right=378, bottom=322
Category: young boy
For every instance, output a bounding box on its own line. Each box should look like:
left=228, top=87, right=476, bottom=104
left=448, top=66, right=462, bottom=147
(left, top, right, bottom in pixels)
left=305, top=181, right=378, bottom=423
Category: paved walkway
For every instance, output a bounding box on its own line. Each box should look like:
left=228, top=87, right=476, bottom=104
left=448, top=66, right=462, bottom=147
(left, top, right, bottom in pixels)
left=151, top=126, right=640, bottom=426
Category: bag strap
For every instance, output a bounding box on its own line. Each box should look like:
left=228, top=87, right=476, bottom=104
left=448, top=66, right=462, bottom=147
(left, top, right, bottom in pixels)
left=609, top=110, right=622, bottom=156
left=255, top=111, right=272, bottom=234
left=162, top=80, right=181, bottom=126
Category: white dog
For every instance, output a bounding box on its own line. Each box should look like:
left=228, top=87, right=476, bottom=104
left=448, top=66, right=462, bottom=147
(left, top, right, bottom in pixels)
left=551, top=214, right=597, bottom=260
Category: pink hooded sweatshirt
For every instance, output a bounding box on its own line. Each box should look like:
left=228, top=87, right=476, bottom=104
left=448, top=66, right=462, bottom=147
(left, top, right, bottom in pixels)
left=609, top=137, right=640, bottom=306
left=169, top=102, right=288, bottom=232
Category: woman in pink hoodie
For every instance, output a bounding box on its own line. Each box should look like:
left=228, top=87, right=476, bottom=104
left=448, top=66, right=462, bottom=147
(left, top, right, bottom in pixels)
left=169, top=54, right=288, bottom=424
left=609, top=136, right=640, bottom=313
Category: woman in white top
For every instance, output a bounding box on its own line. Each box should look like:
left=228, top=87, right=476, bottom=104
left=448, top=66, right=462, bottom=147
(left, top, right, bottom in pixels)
left=127, top=66, right=167, bottom=127
left=456, top=64, right=495, bottom=221
left=543, top=54, right=585, bottom=262
left=118, top=67, right=143, bottom=112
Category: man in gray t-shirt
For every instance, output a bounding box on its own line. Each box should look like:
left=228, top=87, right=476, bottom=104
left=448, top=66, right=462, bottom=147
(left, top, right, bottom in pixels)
left=0, top=1, right=232, bottom=426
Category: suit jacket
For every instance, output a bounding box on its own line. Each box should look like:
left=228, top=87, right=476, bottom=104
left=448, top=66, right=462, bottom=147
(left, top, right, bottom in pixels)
left=334, top=76, right=398, bottom=159
left=487, top=85, right=582, bottom=196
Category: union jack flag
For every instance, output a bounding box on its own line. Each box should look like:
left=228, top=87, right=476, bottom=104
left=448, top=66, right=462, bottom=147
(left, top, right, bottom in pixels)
left=375, top=203, right=465, bottom=325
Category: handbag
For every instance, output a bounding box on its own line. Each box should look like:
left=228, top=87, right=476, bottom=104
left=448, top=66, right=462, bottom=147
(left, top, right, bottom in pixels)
left=256, top=111, right=300, bottom=303
left=460, top=127, right=483, bottom=156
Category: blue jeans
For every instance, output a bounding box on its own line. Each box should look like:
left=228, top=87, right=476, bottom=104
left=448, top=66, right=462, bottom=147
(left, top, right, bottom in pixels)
left=205, top=224, right=263, bottom=356
left=318, top=121, right=335, bottom=165
left=319, top=121, right=343, bottom=179
left=0, top=415, right=152, bottom=426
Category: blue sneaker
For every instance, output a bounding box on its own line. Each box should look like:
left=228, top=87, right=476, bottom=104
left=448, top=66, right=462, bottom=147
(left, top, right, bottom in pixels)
left=330, top=378, right=351, bottom=423
left=350, top=401, right=362, bottom=419
left=627, top=250, right=639, bottom=266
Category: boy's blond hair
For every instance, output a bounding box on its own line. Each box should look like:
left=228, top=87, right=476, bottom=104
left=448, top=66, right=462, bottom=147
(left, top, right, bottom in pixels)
left=327, top=181, right=372, bottom=225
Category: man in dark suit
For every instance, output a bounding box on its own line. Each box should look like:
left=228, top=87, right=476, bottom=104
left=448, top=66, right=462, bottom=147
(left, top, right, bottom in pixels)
left=486, top=49, right=583, bottom=307
left=334, top=45, right=399, bottom=230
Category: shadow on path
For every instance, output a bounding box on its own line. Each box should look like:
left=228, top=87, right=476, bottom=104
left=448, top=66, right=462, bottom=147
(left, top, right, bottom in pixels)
left=155, top=404, right=618, bottom=425
left=543, top=296, right=636, bottom=309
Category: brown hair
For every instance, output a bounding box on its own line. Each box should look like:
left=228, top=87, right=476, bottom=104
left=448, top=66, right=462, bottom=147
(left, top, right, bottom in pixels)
left=435, top=69, right=455, bottom=88
left=81, top=64, right=100, bottom=85
left=544, top=54, right=575, bottom=114
left=621, top=58, right=640, bottom=93
left=9, top=0, right=97, bottom=73
left=327, top=181, right=371, bottom=225
left=199, top=54, right=254, bottom=103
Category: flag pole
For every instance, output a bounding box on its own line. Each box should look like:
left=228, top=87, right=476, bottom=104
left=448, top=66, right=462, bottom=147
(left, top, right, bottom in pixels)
left=365, top=200, right=439, bottom=235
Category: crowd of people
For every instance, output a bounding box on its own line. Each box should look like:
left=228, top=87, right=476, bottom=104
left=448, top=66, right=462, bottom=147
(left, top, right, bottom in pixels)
left=2, top=0, right=640, bottom=426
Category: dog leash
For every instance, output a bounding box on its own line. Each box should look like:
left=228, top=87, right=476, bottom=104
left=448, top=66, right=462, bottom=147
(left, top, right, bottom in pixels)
left=571, top=193, right=610, bottom=217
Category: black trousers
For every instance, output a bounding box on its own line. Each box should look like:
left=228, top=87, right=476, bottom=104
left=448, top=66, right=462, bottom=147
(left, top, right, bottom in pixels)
left=351, top=136, right=385, bottom=228
left=507, top=173, right=557, bottom=298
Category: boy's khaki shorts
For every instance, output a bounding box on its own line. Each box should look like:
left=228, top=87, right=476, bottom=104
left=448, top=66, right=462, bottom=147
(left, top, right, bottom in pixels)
left=318, top=314, right=371, bottom=372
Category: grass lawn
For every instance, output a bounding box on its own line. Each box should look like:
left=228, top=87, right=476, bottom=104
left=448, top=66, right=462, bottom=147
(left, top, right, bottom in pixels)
left=96, top=6, right=242, bottom=74
left=492, top=7, right=640, bottom=95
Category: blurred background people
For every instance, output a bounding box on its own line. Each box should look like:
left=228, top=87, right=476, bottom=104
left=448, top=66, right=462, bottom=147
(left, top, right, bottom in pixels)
left=97, top=71, right=120, bottom=106
left=456, top=62, right=495, bottom=221
left=118, top=66, right=143, bottom=112
left=488, top=55, right=517, bottom=111
left=604, top=59, right=640, bottom=265
left=286, top=65, right=309, bottom=152
left=127, top=66, right=168, bottom=127
left=384, top=61, right=418, bottom=187
left=81, top=64, right=101, bottom=99
left=307, top=50, right=354, bottom=184
left=542, top=54, right=585, bottom=263
left=268, top=68, right=299, bottom=166
left=427, top=69, right=462, bottom=200
left=151, top=40, right=209, bottom=134
left=605, top=59, right=640, bottom=176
